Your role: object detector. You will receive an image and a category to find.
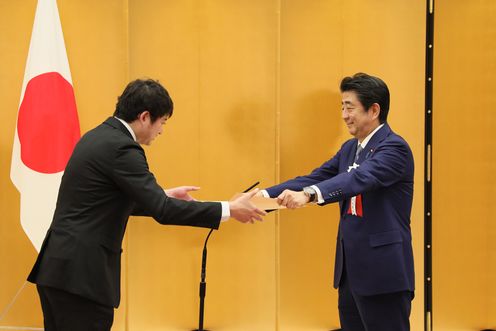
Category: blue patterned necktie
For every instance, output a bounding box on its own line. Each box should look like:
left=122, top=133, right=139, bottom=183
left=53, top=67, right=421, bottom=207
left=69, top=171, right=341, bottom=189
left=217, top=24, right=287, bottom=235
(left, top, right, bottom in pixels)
left=354, top=144, right=363, bottom=163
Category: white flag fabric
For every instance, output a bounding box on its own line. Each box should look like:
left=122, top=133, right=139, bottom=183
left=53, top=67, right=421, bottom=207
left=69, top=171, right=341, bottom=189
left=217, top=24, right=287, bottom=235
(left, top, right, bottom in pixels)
left=10, top=0, right=80, bottom=252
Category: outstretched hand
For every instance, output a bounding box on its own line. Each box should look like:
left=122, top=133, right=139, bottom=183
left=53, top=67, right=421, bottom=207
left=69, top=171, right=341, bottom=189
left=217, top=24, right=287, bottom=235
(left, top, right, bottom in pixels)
left=277, top=189, right=309, bottom=209
left=164, top=186, right=200, bottom=201
left=229, top=188, right=267, bottom=223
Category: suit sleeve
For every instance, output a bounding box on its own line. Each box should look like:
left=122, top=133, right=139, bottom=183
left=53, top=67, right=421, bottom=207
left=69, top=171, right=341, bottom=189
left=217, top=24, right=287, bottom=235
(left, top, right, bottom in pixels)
left=265, top=146, right=343, bottom=197
left=110, top=142, right=221, bottom=229
left=315, top=138, right=412, bottom=204
left=130, top=204, right=148, bottom=217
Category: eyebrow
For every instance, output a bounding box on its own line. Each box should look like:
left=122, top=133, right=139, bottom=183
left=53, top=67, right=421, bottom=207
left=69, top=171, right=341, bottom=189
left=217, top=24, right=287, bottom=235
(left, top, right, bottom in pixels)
left=342, top=101, right=354, bottom=106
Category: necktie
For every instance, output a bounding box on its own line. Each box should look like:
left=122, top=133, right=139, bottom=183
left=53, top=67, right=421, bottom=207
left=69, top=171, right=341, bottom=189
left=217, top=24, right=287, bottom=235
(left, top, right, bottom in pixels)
left=354, top=144, right=363, bottom=163
left=348, top=143, right=364, bottom=217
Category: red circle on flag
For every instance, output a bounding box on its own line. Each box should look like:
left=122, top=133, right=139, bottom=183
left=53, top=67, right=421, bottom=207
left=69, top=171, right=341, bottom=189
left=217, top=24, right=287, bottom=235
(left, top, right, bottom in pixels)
left=17, top=72, right=80, bottom=174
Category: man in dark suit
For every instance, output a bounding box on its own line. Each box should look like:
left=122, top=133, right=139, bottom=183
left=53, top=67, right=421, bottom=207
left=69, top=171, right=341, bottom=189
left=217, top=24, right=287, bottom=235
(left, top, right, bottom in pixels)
left=28, top=79, right=265, bottom=331
left=261, top=73, right=414, bottom=330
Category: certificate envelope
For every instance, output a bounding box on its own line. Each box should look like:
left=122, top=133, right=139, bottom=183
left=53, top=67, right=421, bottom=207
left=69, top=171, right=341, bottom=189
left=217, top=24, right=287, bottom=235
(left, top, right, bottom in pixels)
left=230, top=194, right=285, bottom=210
left=250, top=195, right=285, bottom=210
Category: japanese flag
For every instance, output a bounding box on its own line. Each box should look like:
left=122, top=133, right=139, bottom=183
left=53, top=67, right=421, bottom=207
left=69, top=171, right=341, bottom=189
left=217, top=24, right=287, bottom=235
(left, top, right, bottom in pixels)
left=10, top=0, right=80, bottom=252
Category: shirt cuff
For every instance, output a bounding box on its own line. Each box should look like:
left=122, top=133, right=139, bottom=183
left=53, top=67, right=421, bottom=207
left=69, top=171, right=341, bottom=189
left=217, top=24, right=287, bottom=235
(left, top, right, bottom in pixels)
left=220, top=201, right=230, bottom=221
left=311, top=185, right=325, bottom=204
left=260, top=190, right=270, bottom=198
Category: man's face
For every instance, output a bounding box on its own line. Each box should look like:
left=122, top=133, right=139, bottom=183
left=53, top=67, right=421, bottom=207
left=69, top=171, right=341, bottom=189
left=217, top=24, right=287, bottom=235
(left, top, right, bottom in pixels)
left=139, top=114, right=168, bottom=146
left=341, top=90, right=379, bottom=141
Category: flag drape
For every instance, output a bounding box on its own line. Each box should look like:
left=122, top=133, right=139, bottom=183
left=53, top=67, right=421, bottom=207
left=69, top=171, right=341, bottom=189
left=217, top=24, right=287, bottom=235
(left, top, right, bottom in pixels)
left=10, top=0, right=80, bottom=251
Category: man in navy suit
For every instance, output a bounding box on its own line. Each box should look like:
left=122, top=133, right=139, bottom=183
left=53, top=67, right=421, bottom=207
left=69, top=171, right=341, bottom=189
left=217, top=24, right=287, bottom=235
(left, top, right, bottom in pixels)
left=261, top=73, right=414, bottom=330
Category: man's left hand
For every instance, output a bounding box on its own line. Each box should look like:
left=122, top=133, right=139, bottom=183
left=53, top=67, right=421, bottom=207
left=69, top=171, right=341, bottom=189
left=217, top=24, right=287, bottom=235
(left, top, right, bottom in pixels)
left=164, top=186, right=200, bottom=201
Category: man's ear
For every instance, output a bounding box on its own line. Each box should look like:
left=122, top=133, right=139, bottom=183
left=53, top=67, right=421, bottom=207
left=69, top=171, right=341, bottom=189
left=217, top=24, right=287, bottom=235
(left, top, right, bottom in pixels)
left=370, top=103, right=381, bottom=120
left=137, top=111, right=150, bottom=123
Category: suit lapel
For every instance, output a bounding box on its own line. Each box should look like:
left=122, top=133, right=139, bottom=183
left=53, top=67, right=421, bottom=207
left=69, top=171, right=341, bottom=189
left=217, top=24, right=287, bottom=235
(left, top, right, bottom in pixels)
left=346, top=138, right=359, bottom=166
left=357, top=123, right=391, bottom=163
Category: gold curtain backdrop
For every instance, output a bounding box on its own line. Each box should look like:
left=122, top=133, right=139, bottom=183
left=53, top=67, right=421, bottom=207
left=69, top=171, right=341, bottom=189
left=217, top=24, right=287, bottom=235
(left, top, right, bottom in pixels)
left=0, top=1, right=494, bottom=330
left=433, top=0, right=496, bottom=330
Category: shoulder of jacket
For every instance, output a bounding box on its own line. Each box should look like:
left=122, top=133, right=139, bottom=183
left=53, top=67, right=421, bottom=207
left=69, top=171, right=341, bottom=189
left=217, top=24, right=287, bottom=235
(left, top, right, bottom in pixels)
left=340, top=138, right=357, bottom=150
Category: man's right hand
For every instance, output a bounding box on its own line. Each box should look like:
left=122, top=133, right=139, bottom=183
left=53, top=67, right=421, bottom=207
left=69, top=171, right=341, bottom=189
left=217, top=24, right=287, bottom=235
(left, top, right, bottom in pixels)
left=229, top=189, right=267, bottom=223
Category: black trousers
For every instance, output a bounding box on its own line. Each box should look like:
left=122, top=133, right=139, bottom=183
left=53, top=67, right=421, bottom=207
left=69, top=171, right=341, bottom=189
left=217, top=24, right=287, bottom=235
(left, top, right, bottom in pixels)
left=37, top=285, right=114, bottom=331
left=338, top=267, right=413, bottom=331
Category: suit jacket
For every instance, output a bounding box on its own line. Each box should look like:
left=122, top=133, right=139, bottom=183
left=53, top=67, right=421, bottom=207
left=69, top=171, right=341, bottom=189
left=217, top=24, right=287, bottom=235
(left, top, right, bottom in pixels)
left=266, top=123, right=414, bottom=296
left=28, top=117, right=222, bottom=307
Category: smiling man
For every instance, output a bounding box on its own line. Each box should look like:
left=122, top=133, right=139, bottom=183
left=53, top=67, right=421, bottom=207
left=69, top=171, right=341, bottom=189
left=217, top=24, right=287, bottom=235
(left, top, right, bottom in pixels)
left=260, top=73, right=415, bottom=330
left=27, top=78, right=265, bottom=331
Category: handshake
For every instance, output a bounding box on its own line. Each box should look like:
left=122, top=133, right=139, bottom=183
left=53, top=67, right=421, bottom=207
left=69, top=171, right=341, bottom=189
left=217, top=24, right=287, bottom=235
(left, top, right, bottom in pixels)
left=165, top=186, right=311, bottom=224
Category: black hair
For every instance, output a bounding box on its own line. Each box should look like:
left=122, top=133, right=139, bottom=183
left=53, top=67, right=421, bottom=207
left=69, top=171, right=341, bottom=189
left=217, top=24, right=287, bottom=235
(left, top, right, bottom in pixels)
left=114, top=78, right=173, bottom=123
left=340, top=73, right=389, bottom=123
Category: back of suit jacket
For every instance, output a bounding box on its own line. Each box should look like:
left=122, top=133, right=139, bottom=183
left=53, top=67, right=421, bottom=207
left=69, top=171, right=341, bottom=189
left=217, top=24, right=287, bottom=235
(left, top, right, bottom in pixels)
left=28, top=117, right=222, bottom=307
left=266, top=123, right=414, bottom=296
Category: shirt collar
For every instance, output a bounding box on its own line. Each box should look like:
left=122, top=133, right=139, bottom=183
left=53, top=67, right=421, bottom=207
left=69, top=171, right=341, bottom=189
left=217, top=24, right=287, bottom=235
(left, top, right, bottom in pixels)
left=359, top=123, right=384, bottom=148
left=114, top=116, right=137, bottom=141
